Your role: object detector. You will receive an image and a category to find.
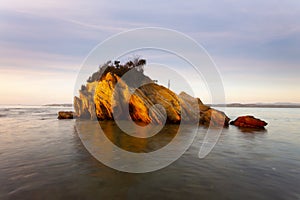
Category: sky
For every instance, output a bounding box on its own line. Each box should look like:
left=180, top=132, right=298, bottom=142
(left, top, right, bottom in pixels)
left=0, top=0, right=300, bottom=104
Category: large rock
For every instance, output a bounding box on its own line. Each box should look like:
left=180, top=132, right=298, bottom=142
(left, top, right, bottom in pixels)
left=93, top=72, right=183, bottom=124
left=74, top=71, right=230, bottom=127
left=230, top=116, right=267, bottom=129
left=199, top=108, right=230, bottom=127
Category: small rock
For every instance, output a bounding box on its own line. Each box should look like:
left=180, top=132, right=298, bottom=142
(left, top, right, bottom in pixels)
left=230, top=115, right=267, bottom=129
left=58, top=111, right=76, bottom=119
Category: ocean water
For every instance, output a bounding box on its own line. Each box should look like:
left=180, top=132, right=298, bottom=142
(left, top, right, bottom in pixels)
left=0, top=105, right=300, bottom=199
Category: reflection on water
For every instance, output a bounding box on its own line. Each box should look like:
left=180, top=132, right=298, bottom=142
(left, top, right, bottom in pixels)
left=237, top=127, right=268, bottom=134
left=0, top=106, right=300, bottom=199
left=99, top=121, right=179, bottom=153
left=76, top=119, right=198, bottom=173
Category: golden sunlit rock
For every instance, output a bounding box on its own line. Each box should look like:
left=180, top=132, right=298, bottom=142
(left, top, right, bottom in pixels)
left=73, top=60, right=230, bottom=127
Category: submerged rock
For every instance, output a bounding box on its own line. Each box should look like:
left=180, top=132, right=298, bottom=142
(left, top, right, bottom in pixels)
left=57, top=111, right=76, bottom=119
left=230, top=116, right=267, bottom=129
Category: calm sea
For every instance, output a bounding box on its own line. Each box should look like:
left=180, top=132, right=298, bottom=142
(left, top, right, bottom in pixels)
left=0, top=105, right=299, bottom=200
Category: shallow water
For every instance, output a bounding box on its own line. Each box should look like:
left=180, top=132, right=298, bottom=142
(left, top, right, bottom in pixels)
left=0, top=105, right=300, bottom=199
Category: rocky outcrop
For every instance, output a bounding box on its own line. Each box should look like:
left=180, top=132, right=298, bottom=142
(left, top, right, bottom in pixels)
left=199, top=108, right=230, bottom=127
left=57, top=111, right=76, bottom=119
left=230, top=116, right=267, bottom=129
left=74, top=69, right=230, bottom=127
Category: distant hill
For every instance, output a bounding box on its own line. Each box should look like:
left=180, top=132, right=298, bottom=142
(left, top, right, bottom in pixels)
left=44, top=104, right=73, bottom=107
left=209, top=103, right=300, bottom=108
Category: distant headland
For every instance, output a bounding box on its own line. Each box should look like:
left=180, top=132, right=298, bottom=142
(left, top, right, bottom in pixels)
left=44, top=104, right=73, bottom=107
left=210, top=103, right=300, bottom=108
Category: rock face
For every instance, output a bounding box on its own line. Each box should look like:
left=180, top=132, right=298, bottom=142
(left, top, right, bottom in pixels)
left=74, top=69, right=230, bottom=127
left=57, top=111, right=76, bottom=119
left=230, top=116, right=267, bottom=129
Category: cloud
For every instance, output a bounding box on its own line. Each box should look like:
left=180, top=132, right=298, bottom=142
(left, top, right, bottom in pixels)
left=0, top=41, right=82, bottom=72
